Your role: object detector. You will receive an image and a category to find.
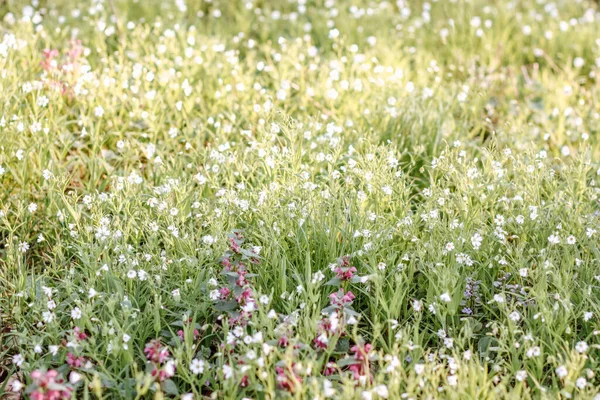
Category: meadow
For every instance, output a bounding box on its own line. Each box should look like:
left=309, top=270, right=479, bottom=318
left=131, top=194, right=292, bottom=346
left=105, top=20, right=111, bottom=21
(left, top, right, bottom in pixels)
left=1, top=0, right=600, bottom=398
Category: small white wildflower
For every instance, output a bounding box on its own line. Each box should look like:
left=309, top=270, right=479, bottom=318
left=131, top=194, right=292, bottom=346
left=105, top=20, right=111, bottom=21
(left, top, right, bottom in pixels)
left=440, top=292, right=452, bottom=303
left=12, top=354, right=24, bottom=367
left=555, top=365, right=568, bottom=379
left=190, top=359, right=205, bottom=375
left=71, top=307, right=82, bottom=320
left=575, top=341, right=589, bottom=353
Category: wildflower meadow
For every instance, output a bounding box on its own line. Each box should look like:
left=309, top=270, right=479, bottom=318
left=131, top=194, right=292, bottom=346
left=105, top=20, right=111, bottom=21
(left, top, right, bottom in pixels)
left=2, top=0, right=600, bottom=398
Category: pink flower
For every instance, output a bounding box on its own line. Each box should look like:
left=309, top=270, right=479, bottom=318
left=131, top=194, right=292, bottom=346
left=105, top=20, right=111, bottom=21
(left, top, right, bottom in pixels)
left=278, top=336, right=289, bottom=347
left=323, top=362, right=337, bottom=376
left=218, top=287, right=231, bottom=299
left=222, top=257, right=232, bottom=270
left=41, top=49, right=59, bottom=71
left=276, top=366, right=301, bottom=392
left=350, top=343, right=372, bottom=361
left=73, top=327, right=88, bottom=341
left=329, top=289, right=355, bottom=307
left=144, top=340, right=170, bottom=364
left=229, top=237, right=241, bottom=253
left=334, top=266, right=357, bottom=280
left=66, top=352, right=85, bottom=368
left=177, top=328, right=201, bottom=341
left=346, top=343, right=373, bottom=382
left=29, top=369, right=72, bottom=400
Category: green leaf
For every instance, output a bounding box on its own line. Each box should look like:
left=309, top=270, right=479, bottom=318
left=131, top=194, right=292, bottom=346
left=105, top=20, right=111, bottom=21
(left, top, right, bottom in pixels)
left=325, top=277, right=342, bottom=286
left=162, top=379, right=179, bottom=396
left=215, top=300, right=238, bottom=312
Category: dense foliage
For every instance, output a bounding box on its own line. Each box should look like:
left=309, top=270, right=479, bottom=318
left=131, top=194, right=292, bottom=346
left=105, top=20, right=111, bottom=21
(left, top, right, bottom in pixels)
left=2, top=0, right=600, bottom=398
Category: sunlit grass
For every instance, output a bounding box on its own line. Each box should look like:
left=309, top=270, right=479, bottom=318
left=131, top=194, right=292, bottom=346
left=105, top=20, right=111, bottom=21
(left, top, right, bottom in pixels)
left=1, top=0, right=600, bottom=398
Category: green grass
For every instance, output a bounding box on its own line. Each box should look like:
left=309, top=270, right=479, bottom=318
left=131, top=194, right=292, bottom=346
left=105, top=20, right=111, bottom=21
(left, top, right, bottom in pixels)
left=2, top=0, right=600, bottom=398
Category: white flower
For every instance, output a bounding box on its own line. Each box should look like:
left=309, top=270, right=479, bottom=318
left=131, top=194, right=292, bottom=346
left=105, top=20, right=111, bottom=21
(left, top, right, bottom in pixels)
left=164, top=360, right=176, bottom=377
left=312, top=270, right=325, bottom=283
left=471, top=233, right=483, bottom=249
left=516, top=370, right=527, bottom=381
left=440, top=292, right=452, bottom=303
left=576, top=377, right=587, bottom=389
left=12, top=353, right=24, bottom=367
left=202, top=235, right=215, bottom=245
left=71, top=307, right=82, bottom=320
left=241, top=302, right=256, bottom=313
left=574, top=57, right=585, bottom=68
left=519, top=268, right=528, bottom=277
left=11, top=379, right=23, bottom=392
left=548, top=233, right=560, bottom=244
left=223, top=364, right=233, bottom=379
left=18, top=241, right=29, bottom=253
left=575, top=341, right=589, bottom=353
left=526, top=346, right=541, bottom=358
left=412, top=299, right=423, bottom=312
left=323, top=380, right=335, bottom=397
left=586, top=228, right=596, bottom=238
left=428, top=303, right=437, bottom=315
left=69, top=371, right=82, bottom=384
left=509, top=311, right=521, bottom=322
left=373, top=385, right=389, bottom=398
left=555, top=365, right=568, bottom=379
left=190, top=359, right=205, bottom=375
left=42, top=311, right=55, bottom=323
left=94, top=106, right=105, bottom=117
left=493, top=294, right=505, bottom=303
left=447, top=374, right=458, bottom=386
left=414, top=363, right=425, bottom=375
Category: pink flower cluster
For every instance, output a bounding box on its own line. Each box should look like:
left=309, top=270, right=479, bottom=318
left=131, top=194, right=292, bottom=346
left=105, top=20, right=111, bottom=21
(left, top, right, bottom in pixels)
left=276, top=365, right=302, bottom=392
left=348, top=343, right=373, bottom=382
left=334, top=256, right=357, bottom=280
left=29, top=370, right=73, bottom=400
left=314, top=256, right=359, bottom=350
left=314, top=256, right=375, bottom=384
left=214, top=231, right=260, bottom=326
left=40, top=40, right=85, bottom=95
left=144, top=340, right=175, bottom=382
left=177, top=317, right=201, bottom=342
